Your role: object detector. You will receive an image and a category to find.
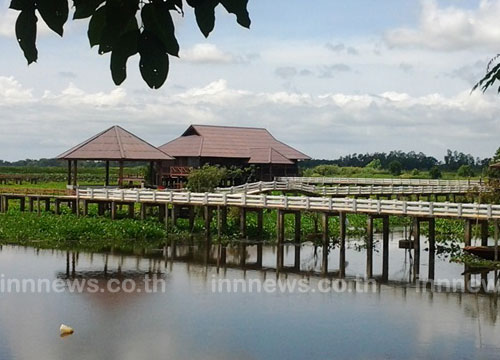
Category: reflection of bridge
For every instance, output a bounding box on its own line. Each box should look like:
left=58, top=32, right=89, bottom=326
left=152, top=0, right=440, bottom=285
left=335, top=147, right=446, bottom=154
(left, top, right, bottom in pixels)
left=215, top=181, right=487, bottom=197
left=58, top=244, right=497, bottom=295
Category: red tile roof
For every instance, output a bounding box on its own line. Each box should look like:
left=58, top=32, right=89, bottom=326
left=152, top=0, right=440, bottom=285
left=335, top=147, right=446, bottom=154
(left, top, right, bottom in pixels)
left=57, top=126, right=174, bottom=161
left=159, top=125, right=310, bottom=162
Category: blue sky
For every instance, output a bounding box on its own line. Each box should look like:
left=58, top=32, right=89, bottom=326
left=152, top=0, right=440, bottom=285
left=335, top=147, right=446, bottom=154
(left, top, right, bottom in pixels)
left=1, top=0, right=500, bottom=161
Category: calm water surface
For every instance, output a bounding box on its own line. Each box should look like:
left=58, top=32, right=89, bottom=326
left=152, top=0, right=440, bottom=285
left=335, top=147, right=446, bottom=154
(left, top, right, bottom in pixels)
left=0, top=236, right=499, bottom=360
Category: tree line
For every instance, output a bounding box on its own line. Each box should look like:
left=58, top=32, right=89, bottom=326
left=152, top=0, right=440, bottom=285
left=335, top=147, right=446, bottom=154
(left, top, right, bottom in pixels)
left=300, top=150, right=492, bottom=172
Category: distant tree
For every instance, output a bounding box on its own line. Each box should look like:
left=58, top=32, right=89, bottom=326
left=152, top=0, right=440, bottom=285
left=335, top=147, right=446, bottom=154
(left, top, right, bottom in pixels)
left=388, top=160, right=402, bottom=176
left=457, top=165, right=474, bottom=178
left=9, top=0, right=251, bottom=89
left=186, top=164, right=225, bottom=192
left=429, top=166, right=442, bottom=179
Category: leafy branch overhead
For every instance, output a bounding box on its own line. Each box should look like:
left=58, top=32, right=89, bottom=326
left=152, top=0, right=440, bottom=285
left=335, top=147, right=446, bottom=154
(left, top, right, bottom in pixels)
left=10, top=0, right=251, bottom=89
left=473, top=55, right=500, bottom=94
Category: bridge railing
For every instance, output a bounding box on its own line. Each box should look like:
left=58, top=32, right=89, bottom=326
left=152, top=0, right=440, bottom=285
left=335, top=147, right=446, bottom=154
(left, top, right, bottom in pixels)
left=77, top=188, right=500, bottom=219
left=215, top=181, right=486, bottom=195
left=276, top=177, right=483, bottom=187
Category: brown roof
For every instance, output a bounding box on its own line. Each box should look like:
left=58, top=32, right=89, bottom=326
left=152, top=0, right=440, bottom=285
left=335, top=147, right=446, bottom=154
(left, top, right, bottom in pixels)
left=159, top=125, right=310, bottom=162
left=248, top=147, right=294, bottom=164
left=57, top=126, right=174, bottom=161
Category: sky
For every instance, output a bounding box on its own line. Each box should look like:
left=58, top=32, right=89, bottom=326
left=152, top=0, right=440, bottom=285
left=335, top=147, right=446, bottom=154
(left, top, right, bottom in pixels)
left=1, top=0, right=500, bottom=161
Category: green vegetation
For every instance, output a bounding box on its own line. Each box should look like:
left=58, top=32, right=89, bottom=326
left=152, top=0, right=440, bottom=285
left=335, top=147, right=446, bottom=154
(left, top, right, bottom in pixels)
left=389, top=160, right=402, bottom=176
left=0, top=204, right=484, bottom=254
left=301, top=164, right=473, bottom=180
left=429, top=166, right=442, bottom=179
left=0, top=211, right=166, bottom=252
left=0, top=165, right=146, bottom=188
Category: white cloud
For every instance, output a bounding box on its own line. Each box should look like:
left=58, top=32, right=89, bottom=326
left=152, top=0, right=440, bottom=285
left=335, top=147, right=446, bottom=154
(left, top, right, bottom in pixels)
left=0, top=76, right=499, bottom=161
left=385, top=0, right=500, bottom=51
left=180, top=43, right=243, bottom=64
left=0, top=76, right=33, bottom=104
left=42, top=83, right=127, bottom=107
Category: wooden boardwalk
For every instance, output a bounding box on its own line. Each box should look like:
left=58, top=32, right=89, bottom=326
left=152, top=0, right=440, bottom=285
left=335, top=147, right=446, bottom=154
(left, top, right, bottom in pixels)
left=77, top=188, right=500, bottom=220
left=277, top=176, right=483, bottom=187
left=1, top=185, right=497, bottom=282
left=216, top=181, right=486, bottom=197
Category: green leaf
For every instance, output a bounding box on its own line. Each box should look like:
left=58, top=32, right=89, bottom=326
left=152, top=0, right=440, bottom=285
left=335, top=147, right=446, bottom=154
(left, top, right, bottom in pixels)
left=220, top=0, right=250, bottom=28
left=87, top=6, right=106, bottom=47
left=138, top=31, right=169, bottom=89
left=15, top=9, right=38, bottom=64
left=36, top=0, right=69, bottom=36
left=73, top=0, right=105, bottom=19
left=10, top=0, right=33, bottom=11
left=141, top=3, right=179, bottom=57
left=98, top=0, right=139, bottom=54
left=110, top=23, right=139, bottom=85
left=166, top=0, right=183, bottom=13
left=187, top=0, right=219, bottom=38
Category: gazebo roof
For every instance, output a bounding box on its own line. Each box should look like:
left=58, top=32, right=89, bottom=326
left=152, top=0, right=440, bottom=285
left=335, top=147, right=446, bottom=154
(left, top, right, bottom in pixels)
left=57, top=126, right=174, bottom=161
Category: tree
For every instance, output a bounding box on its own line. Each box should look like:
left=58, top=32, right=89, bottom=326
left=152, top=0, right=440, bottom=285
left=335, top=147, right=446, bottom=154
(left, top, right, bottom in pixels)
left=9, top=0, right=251, bottom=89
left=491, top=147, right=500, bottom=165
left=388, top=160, right=401, bottom=176
left=457, top=165, right=474, bottom=178
left=429, top=166, right=442, bottom=179
left=186, top=164, right=225, bottom=192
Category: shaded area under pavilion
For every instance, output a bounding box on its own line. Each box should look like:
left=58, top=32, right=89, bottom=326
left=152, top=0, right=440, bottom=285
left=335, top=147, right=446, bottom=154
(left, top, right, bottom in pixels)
left=56, top=126, right=174, bottom=187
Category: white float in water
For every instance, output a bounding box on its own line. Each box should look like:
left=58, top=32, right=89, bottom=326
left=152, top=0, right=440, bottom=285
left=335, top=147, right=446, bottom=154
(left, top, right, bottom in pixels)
left=60, top=324, right=74, bottom=337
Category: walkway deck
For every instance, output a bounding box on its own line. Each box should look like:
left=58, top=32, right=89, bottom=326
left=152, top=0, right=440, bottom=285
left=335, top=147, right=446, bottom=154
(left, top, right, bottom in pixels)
left=77, top=188, right=500, bottom=220
left=215, top=181, right=486, bottom=196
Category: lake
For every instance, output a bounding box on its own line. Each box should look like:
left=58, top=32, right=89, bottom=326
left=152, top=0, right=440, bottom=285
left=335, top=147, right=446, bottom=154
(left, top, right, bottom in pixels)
left=0, top=235, right=499, bottom=360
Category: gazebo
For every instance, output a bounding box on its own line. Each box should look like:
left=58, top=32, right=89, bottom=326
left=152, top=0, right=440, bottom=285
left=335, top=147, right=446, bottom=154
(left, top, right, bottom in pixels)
left=57, top=126, right=174, bottom=187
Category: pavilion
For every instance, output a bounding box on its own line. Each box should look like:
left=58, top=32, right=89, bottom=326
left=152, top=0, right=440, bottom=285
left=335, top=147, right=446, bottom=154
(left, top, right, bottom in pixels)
left=57, top=126, right=174, bottom=187
left=159, top=124, right=310, bottom=181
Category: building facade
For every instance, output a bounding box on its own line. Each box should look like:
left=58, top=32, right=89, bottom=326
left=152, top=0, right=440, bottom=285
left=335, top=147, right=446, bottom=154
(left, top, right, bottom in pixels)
left=158, top=125, right=310, bottom=184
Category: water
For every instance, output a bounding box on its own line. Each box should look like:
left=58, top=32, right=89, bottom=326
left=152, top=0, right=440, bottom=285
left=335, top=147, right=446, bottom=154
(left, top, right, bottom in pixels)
left=0, top=238, right=499, bottom=360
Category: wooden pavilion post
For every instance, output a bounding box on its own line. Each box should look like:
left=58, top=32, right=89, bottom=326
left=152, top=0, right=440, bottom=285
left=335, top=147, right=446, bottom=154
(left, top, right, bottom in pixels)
left=72, top=160, right=78, bottom=187
left=118, top=161, right=124, bottom=187
left=105, top=161, right=110, bottom=186
left=149, top=161, right=155, bottom=186
left=67, top=160, right=72, bottom=186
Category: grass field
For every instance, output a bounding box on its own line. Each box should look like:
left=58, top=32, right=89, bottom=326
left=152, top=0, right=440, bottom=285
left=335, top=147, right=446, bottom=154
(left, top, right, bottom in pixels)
left=0, top=165, right=146, bottom=189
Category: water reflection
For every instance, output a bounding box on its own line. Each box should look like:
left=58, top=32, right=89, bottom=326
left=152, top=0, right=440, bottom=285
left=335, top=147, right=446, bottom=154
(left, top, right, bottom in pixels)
left=0, top=243, right=499, bottom=359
